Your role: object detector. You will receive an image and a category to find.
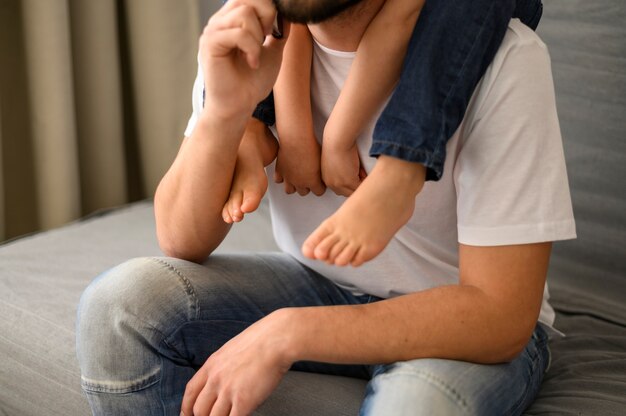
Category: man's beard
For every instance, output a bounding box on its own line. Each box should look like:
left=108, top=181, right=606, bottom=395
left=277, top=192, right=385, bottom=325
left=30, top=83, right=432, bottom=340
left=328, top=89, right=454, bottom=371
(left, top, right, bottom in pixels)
left=273, top=0, right=366, bottom=24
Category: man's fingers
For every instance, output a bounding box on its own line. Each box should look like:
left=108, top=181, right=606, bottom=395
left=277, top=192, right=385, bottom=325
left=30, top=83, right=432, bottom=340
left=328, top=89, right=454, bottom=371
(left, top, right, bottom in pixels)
left=209, top=396, right=232, bottom=416
left=212, top=4, right=266, bottom=46
left=206, top=0, right=285, bottom=69
left=210, top=28, right=262, bottom=68
left=193, top=382, right=219, bottom=416
left=217, top=0, right=276, bottom=36
left=259, top=20, right=290, bottom=65
left=181, top=370, right=208, bottom=416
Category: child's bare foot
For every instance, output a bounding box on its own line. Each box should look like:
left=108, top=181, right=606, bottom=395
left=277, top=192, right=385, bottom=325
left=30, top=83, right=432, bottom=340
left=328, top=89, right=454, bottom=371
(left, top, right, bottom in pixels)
left=302, top=156, right=426, bottom=266
left=222, top=156, right=268, bottom=223
left=222, top=119, right=278, bottom=223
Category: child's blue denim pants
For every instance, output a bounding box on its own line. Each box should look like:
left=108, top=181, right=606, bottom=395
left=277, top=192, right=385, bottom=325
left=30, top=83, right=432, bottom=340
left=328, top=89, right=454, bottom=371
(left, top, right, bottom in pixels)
left=253, top=0, right=543, bottom=181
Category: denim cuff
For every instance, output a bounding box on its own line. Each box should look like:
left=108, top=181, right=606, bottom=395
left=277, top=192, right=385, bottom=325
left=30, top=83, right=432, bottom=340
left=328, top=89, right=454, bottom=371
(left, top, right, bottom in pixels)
left=514, top=0, right=543, bottom=30
left=369, top=140, right=445, bottom=182
left=252, top=92, right=276, bottom=126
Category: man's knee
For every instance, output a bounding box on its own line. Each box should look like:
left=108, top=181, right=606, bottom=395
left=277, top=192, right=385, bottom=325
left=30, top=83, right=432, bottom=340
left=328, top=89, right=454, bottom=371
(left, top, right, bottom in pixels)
left=76, top=257, right=198, bottom=366
left=79, top=257, right=195, bottom=321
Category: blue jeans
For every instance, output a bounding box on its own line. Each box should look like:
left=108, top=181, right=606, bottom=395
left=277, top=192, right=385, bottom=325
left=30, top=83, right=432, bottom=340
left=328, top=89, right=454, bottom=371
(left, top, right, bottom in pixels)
left=254, top=0, right=543, bottom=181
left=76, top=254, right=550, bottom=415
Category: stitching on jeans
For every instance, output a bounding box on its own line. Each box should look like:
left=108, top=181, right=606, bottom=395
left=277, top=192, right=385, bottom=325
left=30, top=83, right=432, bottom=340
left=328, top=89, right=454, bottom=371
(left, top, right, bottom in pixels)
left=370, top=141, right=445, bottom=177
left=81, top=366, right=161, bottom=393
left=151, top=257, right=200, bottom=320
left=371, top=141, right=437, bottom=157
left=438, top=1, right=498, bottom=141
left=378, top=368, right=470, bottom=412
left=505, top=334, right=545, bottom=416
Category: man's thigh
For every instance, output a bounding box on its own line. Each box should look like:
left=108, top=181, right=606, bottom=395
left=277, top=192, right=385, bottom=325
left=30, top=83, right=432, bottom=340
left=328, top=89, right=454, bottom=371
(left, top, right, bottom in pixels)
left=77, top=253, right=373, bottom=412
left=140, top=253, right=365, bottom=364
left=79, top=253, right=359, bottom=366
left=360, top=325, right=550, bottom=416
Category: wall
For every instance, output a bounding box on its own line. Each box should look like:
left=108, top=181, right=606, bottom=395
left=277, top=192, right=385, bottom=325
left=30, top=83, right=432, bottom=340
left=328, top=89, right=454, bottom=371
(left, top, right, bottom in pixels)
left=198, top=0, right=222, bottom=27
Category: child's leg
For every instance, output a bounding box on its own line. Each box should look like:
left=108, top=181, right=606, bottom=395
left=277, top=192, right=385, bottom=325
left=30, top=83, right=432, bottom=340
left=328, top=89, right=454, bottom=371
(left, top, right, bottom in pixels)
left=321, top=0, right=423, bottom=196
left=224, top=24, right=320, bottom=222
left=222, top=119, right=278, bottom=223
left=370, top=0, right=541, bottom=181
left=303, top=0, right=423, bottom=264
left=304, top=0, right=543, bottom=266
left=303, top=156, right=425, bottom=266
left=273, top=24, right=325, bottom=196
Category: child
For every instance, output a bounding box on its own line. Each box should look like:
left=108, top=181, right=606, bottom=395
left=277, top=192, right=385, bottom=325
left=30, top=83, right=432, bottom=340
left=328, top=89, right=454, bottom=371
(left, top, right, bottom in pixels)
left=223, top=0, right=543, bottom=267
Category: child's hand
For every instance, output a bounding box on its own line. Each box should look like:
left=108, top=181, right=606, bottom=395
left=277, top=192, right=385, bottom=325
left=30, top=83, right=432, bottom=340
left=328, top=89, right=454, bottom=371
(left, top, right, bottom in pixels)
left=274, top=138, right=326, bottom=196
left=321, top=142, right=365, bottom=197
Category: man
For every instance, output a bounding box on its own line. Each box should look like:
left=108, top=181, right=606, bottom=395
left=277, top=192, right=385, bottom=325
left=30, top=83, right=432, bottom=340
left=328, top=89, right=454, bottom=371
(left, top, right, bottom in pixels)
left=76, top=0, right=576, bottom=415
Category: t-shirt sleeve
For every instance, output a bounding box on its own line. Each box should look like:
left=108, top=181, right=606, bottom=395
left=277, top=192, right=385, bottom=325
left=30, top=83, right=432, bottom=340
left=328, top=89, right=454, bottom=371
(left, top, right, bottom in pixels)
left=183, top=60, right=204, bottom=138
left=454, top=24, right=576, bottom=246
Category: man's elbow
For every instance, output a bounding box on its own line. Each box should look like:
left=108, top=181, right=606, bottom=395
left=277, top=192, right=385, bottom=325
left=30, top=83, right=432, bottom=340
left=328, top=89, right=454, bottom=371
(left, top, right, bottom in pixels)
left=492, top=322, right=538, bottom=363
left=156, top=227, right=214, bottom=264
left=159, top=242, right=209, bottom=264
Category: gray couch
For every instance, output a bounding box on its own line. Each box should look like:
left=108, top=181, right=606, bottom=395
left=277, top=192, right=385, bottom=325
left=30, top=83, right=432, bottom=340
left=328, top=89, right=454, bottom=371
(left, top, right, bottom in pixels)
left=1, top=1, right=625, bottom=414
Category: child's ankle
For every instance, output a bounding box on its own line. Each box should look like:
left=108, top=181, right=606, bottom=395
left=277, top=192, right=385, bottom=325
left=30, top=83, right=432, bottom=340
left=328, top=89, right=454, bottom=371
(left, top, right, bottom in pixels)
left=373, top=155, right=426, bottom=194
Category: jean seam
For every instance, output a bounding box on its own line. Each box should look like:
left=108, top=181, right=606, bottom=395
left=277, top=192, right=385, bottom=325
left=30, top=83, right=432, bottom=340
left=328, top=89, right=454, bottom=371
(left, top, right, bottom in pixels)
left=371, top=141, right=436, bottom=157
left=528, top=4, right=543, bottom=30
left=376, top=369, right=470, bottom=412
left=81, top=309, right=171, bottom=393
left=162, top=319, right=256, bottom=357
left=434, top=1, right=502, bottom=175
left=544, top=343, right=552, bottom=374
left=81, top=366, right=162, bottom=393
left=505, top=336, right=544, bottom=416
left=151, top=257, right=200, bottom=321
left=158, top=355, right=167, bottom=414
left=439, top=1, right=496, bottom=129
left=370, top=142, right=441, bottom=164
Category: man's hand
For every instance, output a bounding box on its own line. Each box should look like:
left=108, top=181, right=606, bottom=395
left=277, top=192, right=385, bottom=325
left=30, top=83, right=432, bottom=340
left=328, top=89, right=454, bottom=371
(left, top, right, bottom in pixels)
left=274, top=138, right=326, bottom=196
left=199, top=0, right=289, bottom=122
left=181, top=311, right=295, bottom=416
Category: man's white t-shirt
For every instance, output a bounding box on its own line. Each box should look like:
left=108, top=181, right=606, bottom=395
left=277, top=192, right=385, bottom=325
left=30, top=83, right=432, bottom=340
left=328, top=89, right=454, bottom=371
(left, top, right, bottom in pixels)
left=185, top=20, right=576, bottom=332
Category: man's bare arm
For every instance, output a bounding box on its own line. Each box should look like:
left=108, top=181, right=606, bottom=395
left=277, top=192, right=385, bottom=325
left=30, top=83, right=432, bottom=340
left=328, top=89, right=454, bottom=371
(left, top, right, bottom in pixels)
left=154, top=116, right=247, bottom=262
left=154, top=0, right=287, bottom=263
left=281, top=242, right=551, bottom=364
left=182, top=242, right=551, bottom=414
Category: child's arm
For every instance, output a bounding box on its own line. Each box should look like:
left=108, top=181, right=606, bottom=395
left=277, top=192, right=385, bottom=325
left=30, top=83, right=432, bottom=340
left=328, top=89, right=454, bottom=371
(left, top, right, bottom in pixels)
left=321, top=0, right=424, bottom=194
left=273, top=24, right=325, bottom=196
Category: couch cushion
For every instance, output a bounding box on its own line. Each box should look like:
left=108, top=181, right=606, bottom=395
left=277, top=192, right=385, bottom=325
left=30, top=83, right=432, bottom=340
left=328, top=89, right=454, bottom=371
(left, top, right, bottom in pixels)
left=536, top=0, right=626, bottom=323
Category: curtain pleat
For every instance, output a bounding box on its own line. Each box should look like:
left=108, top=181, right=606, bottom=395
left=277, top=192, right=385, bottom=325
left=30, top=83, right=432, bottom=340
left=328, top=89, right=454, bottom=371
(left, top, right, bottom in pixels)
left=0, top=0, right=202, bottom=242
left=69, top=0, right=127, bottom=212
left=1, top=0, right=37, bottom=239
left=21, top=0, right=82, bottom=232
left=122, top=0, right=200, bottom=194
left=0, top=104, right=4, bottom=239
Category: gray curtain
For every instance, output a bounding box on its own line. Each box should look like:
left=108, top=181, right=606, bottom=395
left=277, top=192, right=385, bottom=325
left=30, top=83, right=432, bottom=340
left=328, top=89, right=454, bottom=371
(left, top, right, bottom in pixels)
left=0, top=0, right=205, bottom=242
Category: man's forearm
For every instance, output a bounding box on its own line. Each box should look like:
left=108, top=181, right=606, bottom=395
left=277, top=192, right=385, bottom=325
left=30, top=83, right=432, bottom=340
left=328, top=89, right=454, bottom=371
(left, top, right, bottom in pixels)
left=279, top=242, right=549, bottom=366
left=154, top=112, right=249, bottom=262
left=280, top=284, right=538, bottom=366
